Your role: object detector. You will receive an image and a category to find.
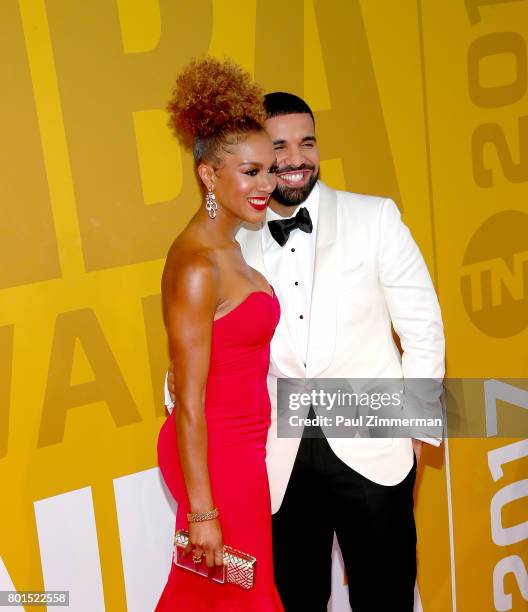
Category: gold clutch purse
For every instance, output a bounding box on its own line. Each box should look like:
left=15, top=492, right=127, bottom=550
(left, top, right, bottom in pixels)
left=173, top=530, right=256, bottom=590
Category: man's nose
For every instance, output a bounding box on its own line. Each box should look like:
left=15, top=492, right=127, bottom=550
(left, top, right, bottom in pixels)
left=282, top=146, right=304, bottom=168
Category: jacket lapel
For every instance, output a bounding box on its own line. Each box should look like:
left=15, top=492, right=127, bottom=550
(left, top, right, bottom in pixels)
left=306, top=183, right=338, bottom=378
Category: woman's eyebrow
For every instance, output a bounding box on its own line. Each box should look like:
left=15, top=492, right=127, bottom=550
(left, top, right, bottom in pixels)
left=238, top=161, right=264, bottom=167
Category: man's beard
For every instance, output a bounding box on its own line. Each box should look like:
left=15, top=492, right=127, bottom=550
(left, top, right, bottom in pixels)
left=272, top=165, right=319, bottom=207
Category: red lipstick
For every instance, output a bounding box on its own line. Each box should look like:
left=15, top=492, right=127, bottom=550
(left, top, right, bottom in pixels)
left=247, top=195, right=270, bottom=211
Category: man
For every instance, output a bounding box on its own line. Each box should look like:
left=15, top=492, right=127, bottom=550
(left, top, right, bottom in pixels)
left=167, top=93, right=445, bottom=611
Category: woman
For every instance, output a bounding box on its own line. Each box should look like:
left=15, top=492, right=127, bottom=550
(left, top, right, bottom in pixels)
left=155, top=57, right=283, bottom=611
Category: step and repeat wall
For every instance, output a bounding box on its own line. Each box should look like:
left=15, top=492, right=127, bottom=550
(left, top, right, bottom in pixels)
left=1, top=1, right=527, bottom=610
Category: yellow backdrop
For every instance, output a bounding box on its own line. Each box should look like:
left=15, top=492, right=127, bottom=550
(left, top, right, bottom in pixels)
left=1, top=1, right=527, bottom=610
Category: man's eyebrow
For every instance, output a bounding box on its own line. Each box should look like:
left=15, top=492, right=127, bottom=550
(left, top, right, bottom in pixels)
left=272, top=139, right=286, bottom=145
left=301, top=136, right=317, bottom=142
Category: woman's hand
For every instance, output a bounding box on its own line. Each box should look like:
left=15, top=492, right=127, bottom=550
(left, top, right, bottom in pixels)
left=188, top=519, right=224, bottom=568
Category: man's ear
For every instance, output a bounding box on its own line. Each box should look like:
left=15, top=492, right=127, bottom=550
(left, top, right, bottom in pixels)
left=197, top=163, right=215, bottom=192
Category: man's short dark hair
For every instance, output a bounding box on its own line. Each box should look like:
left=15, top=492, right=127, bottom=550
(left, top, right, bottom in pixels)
left=264, top=92, right=315, bottom=124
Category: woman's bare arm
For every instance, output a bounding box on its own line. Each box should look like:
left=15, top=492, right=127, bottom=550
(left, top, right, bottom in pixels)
left=161, top=249, right=222, bottom=566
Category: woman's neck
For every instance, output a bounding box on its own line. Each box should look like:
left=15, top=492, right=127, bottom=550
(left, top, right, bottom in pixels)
left=190, top=205, right=241, bottom=249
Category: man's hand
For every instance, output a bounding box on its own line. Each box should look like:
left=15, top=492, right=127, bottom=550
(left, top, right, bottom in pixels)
left=412, top=439, right=423, bottom=465
left=168, top=360, right=175, bottom=402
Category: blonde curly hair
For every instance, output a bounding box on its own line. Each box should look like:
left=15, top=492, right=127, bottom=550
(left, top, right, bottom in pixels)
left=167, top=57, right=267, bottom=164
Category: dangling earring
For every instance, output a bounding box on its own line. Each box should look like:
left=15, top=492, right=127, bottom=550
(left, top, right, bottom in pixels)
left=205, top=188, right=217, bottom=219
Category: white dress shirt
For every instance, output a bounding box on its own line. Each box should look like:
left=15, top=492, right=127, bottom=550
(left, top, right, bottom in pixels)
left=262, top=183, right=319, bottom=366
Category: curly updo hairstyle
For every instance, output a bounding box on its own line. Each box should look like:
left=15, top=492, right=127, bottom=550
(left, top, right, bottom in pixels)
left=167, top=57, right=267, bottom=166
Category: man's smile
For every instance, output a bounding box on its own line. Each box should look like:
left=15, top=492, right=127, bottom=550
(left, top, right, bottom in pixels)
left=277, top=169, right=312, bottom=188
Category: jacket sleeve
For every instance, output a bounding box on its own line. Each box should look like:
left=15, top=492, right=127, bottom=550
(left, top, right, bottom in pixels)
left=378, top=198, right=445, bottom=444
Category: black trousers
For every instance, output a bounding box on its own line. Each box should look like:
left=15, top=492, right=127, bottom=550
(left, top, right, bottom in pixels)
left=272, top=432, right=417, bottom=612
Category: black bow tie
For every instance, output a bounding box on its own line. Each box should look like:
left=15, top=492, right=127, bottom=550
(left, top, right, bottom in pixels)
left=268, top=207, right=313, bottom=247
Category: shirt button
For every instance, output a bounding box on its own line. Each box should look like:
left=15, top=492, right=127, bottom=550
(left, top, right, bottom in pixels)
left=299, top=315, right=304, bottom=319
left=294, top=281, right=299, bottom=286
left=291, top=247, right=295, bottom=252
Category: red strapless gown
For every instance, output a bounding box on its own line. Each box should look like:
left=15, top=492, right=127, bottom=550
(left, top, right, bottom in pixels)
left=156, top=289, right=283, bottom=611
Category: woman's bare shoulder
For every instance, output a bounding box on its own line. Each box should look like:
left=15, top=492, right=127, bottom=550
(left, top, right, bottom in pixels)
left=162, top=234, right=219, bottom=306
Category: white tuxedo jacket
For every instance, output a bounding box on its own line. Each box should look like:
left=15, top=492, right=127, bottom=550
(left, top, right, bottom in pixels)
left=235, top=182, right=445, bottom=513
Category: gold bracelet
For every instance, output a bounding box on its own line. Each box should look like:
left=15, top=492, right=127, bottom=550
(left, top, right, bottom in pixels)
left=187, top=507, right=219, bottom=523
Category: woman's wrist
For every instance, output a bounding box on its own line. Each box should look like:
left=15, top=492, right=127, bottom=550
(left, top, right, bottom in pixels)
left=187, top=506, right=219, bottom=523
